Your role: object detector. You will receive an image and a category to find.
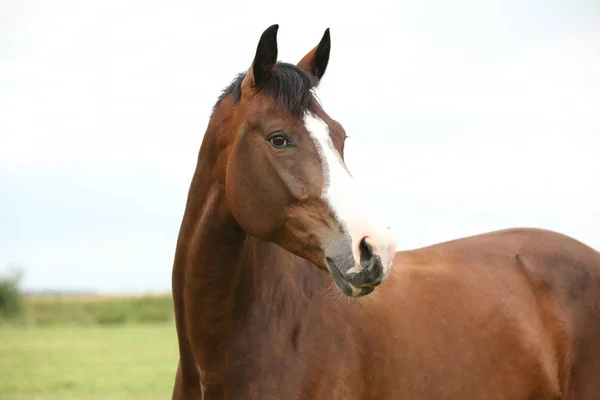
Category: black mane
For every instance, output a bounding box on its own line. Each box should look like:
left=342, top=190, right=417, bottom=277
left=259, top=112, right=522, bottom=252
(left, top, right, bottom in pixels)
left=213, top=62, right=317, bottom=116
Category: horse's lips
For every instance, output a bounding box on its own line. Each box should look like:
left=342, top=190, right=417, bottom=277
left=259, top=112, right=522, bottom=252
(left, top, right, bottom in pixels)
left=325, top=257, right=374, bottom=297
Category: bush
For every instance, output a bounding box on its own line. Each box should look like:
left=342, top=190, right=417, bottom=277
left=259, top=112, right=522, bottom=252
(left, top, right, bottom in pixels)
left=0, top=267, right=25, bottom=321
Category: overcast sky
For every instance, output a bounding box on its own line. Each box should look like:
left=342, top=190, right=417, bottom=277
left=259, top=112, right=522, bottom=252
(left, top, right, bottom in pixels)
left=1, top=0, right=599, bottom=293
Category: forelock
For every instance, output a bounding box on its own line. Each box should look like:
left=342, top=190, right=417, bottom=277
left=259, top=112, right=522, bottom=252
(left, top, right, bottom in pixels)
left=213, top=63, right=317, bottom=117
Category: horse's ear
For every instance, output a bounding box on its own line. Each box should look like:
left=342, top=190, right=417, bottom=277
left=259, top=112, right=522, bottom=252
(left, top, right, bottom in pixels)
left=243, top=24, right=279, bottom=89
left=297, top=28, right=331, bottom=82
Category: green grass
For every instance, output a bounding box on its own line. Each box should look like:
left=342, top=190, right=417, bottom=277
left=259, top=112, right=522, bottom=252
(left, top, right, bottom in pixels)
left=0, top=294, right=180, bottom=398
left=18, top=294, right=175, bottom=326
left=0, top=323, right=179, bottom=399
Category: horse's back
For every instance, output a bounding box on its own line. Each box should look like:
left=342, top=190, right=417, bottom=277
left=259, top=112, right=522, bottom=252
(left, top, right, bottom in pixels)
left=395, top=227, right=600, bottom=399
left=505, top=228, right=600, bottom=400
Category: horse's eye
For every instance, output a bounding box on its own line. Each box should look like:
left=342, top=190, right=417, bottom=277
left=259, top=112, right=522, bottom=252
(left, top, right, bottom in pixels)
left=270, top=134, right=289, bottom=149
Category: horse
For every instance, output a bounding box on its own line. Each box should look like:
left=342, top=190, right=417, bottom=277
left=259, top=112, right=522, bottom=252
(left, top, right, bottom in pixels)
left=170, top=24, right=600, bottom=399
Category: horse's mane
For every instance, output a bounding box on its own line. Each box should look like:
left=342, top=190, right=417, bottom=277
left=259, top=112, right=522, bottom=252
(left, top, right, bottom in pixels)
left=213, top=62, right=317, bottom=117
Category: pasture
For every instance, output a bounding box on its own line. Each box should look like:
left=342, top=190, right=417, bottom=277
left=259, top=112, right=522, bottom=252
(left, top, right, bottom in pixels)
left=0, top=295, right=178, bottom=400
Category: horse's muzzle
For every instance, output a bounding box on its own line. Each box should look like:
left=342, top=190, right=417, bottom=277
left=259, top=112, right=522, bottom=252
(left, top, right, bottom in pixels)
left=325, top=235, right=395, bottom=297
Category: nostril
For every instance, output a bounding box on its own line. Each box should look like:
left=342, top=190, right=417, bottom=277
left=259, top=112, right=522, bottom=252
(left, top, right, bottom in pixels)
left=357, top=237, right=385, bottom=286
left=359, top=237, right=373, bottom=255
left=359, top=237, right=375, bottom=269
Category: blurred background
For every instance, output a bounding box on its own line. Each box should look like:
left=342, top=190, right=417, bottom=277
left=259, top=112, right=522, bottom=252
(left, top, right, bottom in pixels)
left=1, top=0, right=599, bottom=398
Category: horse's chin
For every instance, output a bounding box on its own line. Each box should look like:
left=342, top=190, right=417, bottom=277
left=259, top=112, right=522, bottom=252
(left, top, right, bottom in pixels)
left=338, top=283, right=376, bottom=298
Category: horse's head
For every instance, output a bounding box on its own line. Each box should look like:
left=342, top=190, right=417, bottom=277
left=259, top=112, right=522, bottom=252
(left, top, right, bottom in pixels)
left=210, top=24, right=397, bottom=297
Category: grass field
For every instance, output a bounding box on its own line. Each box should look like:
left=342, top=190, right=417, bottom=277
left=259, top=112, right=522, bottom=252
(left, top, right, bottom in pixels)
left=0, top=295, right=180, bottom=399
left=21, top=294, right=175, bottom=326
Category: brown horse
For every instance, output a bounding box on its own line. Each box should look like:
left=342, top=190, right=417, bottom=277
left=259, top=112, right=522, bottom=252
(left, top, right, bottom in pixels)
left=171, top=24, right=600, bottom=399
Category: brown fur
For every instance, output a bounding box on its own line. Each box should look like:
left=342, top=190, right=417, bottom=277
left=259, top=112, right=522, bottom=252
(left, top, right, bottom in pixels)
left=171, top=26, right=600, bottom=399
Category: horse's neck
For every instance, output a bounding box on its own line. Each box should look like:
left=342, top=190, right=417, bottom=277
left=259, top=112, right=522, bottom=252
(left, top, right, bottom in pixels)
left=174, top=176, right=302, bottom=375
left=180, top=182, right=247, bottom=331
left=185, top=183, right=312, bottom=316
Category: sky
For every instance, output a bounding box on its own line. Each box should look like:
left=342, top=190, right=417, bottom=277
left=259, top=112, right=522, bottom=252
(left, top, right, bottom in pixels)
left=1, top=0, right=599, bottom=293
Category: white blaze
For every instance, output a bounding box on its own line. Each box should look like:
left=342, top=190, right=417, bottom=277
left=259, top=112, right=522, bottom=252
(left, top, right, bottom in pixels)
left=304, top=112, right=396, bottom=273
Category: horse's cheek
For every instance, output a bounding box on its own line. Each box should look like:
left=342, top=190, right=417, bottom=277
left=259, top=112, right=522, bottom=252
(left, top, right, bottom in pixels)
left=226, top=145, right=280, bottom=238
